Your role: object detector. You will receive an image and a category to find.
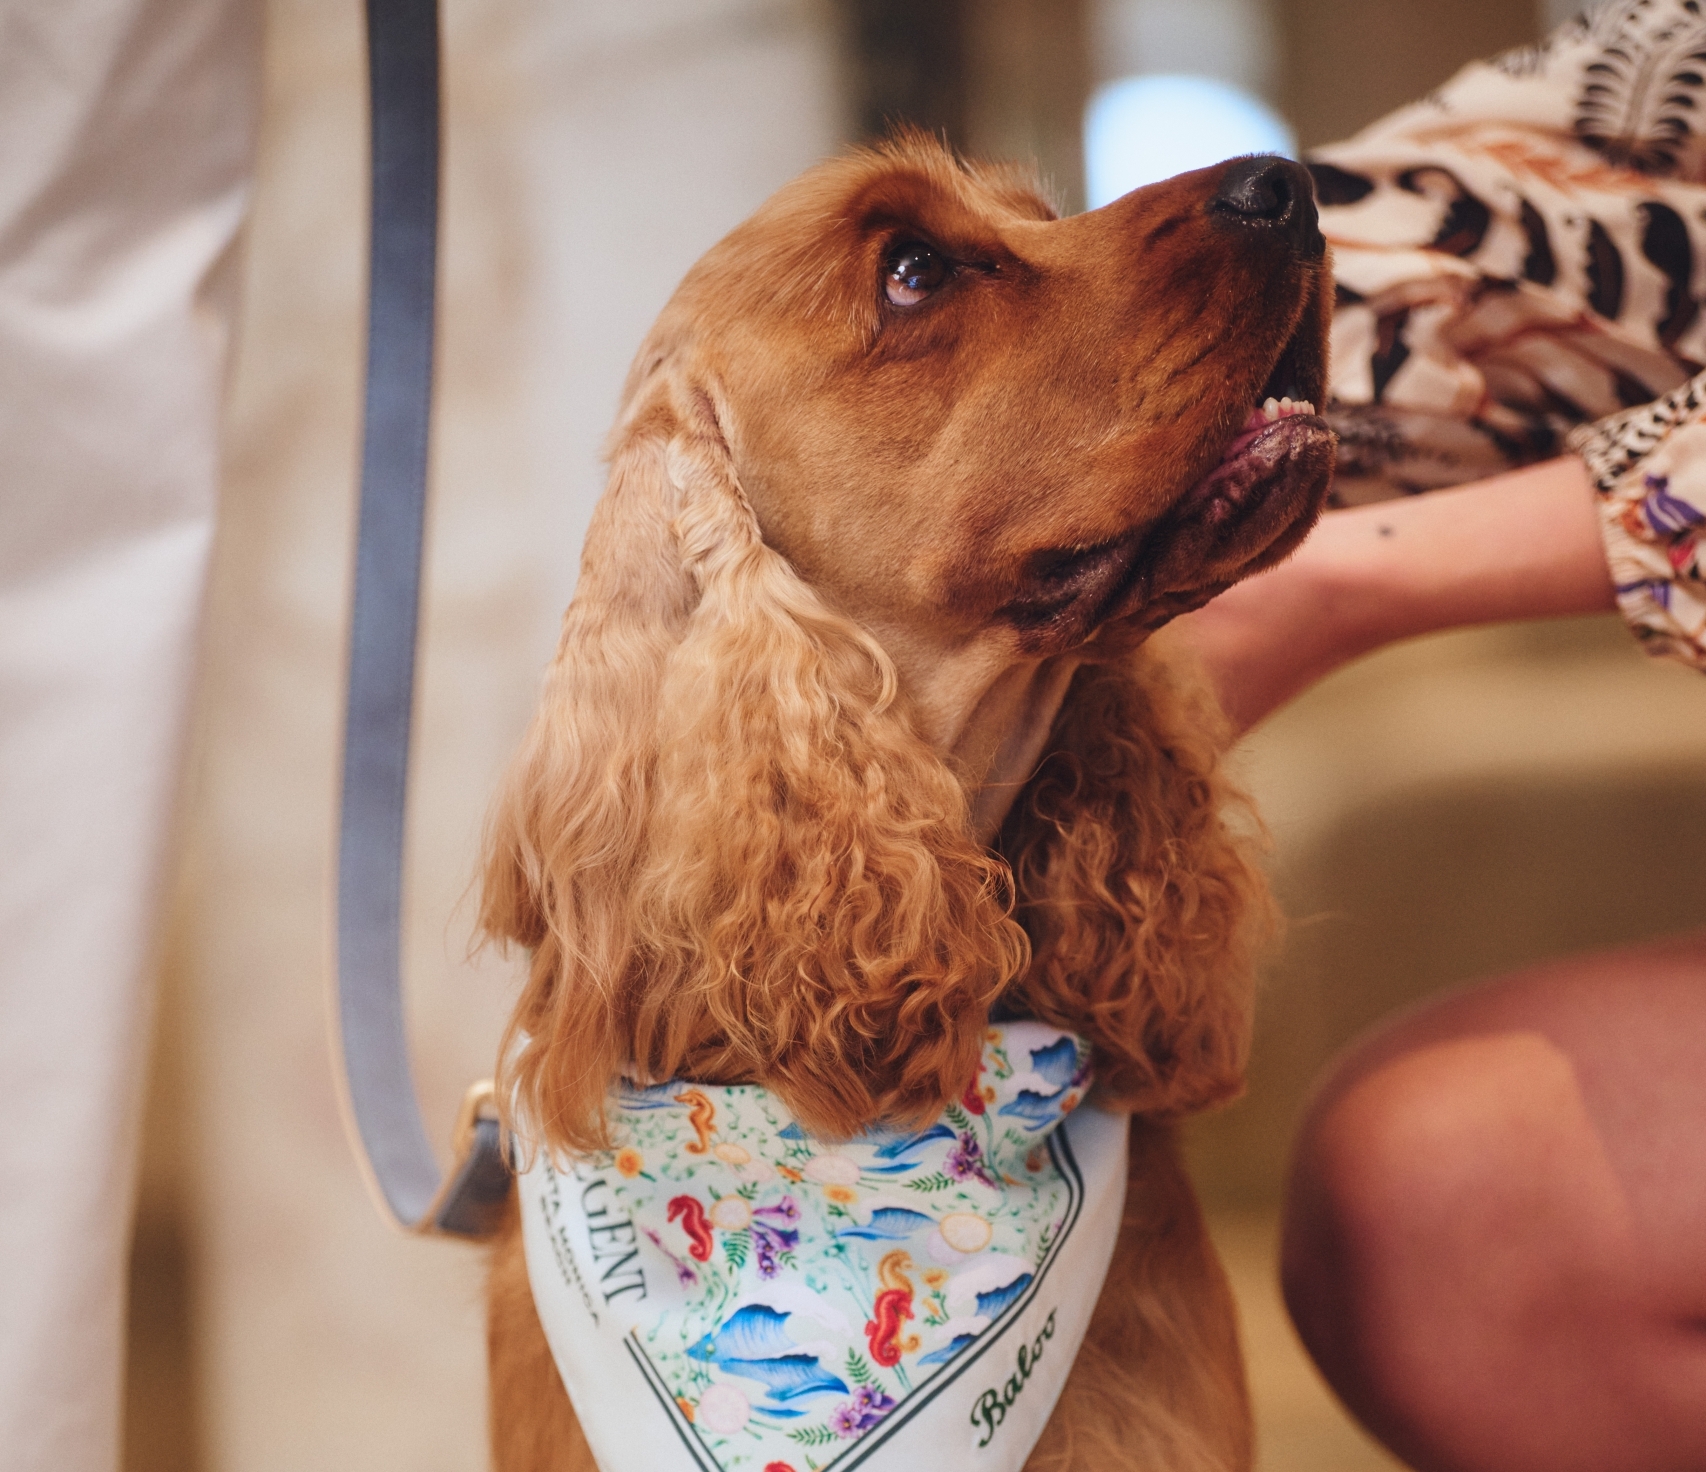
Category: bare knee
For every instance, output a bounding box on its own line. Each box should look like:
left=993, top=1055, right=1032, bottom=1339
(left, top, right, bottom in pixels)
left=1280, top=1031, right=1643, bottom=1471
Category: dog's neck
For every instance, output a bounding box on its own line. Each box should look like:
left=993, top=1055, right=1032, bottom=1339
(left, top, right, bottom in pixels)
left=862, top=624, right=1103, bottom=842
left=874, top=648, right=1081, bottom=843
left=952, top=658, right=1085, bottom=841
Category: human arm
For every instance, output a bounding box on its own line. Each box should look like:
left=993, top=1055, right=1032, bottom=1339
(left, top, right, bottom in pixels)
left=1175, top=456, right=1615, bottom=736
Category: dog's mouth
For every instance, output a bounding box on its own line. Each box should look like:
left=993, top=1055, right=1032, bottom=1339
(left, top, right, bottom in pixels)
left=1170, top=315, right=1332, bottom=535
left=1000, top=301, right=1335, bottom=650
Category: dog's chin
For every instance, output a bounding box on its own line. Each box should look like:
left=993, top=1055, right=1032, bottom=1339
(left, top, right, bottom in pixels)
left=997, top=282, right=1335, bottom=655
left=1000, top=410, right=1334, bottom=655
left=1160, top=405, right=1330, bottom=579
left=1115, top=262, right=1339, bottom=626
left=1177, top=406, right=1335, bottom=532
left=1126, top=408, right=1337, bottom=624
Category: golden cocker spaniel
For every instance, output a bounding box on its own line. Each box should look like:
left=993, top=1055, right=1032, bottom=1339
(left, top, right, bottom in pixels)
left=481, top=135, right=1333, bottom=1471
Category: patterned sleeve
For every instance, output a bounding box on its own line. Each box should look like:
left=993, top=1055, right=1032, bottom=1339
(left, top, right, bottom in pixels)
left=1567, top=369, right=1706, bottom=668
left=1308, top=0, right=1706, bottom=665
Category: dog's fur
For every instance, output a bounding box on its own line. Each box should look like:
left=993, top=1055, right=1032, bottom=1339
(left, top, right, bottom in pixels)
left=480, top=136, right=1333, bottom=1471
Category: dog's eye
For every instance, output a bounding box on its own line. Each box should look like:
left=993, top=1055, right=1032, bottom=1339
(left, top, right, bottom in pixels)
left=884, top=242, right=951, bottom=306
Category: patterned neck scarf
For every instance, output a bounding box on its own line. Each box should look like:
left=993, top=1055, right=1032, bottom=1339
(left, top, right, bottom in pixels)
left=518, top=1021, right=1129, bottom=1472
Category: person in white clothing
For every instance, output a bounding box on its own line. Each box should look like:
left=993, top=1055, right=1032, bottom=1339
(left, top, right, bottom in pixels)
left=0, top=2, right=257, bottom=1466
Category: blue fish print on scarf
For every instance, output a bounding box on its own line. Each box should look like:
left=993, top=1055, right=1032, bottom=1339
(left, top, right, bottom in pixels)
left=687, top=1305, right=850, bottom=1411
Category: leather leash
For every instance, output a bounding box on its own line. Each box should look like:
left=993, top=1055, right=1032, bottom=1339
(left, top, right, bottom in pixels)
left=335, top=0, right=511, bottom=1239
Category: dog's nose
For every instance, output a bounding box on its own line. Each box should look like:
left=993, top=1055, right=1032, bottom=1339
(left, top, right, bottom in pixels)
left=1209, top=156, right=1323, bottom=259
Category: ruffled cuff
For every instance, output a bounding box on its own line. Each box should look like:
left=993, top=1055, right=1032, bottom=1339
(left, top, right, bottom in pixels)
left=1566, top=372, right=1706, bottom=671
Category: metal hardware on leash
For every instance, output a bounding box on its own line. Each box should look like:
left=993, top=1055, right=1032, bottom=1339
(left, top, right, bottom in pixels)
left=333, top=0, right=512, bottom=1240
left=420, top=1082, right=512, bottom=1237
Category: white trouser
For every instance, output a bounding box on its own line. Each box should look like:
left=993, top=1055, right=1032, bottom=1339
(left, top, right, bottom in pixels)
left=0, top=2, right=256, bottom=1466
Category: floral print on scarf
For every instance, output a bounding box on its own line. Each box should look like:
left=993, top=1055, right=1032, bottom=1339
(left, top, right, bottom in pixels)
left=525, top=1021, right=1094, bottom=1471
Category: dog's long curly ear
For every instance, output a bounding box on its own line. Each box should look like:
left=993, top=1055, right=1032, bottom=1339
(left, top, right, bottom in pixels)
left=483, top=379, right=1026, bottom=1154
left=998, top=641, right=1276, bottom=1117
left=480, top=386, right=697, bottom=1155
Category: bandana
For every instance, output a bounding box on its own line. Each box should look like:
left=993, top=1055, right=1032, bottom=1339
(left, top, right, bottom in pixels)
left=518, top=1021, right=1129, bottom=1472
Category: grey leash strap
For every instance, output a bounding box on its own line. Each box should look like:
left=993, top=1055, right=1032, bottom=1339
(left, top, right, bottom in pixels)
left=336, top=0, right=511, bottom=1239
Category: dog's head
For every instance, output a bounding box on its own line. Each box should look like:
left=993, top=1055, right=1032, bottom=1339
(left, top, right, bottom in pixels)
left=627, top=137, right=1332, bottom=747
left=486, top=136, right=1332, bottom=1152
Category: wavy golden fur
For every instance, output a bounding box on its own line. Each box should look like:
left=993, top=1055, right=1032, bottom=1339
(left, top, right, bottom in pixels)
left=999, top=640, right=1270, bottom=1118
left=483, top=383, right=1027, bottom=1150
left=482, top=133, right=1334, bottom=1471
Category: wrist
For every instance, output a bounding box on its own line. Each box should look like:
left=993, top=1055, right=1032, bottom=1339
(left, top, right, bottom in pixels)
left=1295, top=457, right=1612, bottom=663
left=1281, top=505, right=1415, bottom=670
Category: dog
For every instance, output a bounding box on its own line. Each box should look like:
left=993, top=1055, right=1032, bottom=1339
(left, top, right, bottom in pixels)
left=478, top=134, right=1333, bottom=1472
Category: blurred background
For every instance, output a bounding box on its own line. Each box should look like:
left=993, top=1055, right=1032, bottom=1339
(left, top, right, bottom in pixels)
left=125, top=0, right=1706, bottom=1468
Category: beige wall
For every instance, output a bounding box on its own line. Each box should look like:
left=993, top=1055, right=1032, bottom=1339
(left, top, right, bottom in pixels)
left=1277, top=0, right=1538, bottom=147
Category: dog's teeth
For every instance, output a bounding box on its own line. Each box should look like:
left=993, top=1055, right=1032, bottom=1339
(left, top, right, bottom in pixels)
left=1260, top=395, right=1317, bottom=423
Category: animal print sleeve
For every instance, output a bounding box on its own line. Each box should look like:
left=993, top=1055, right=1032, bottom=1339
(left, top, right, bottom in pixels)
left=1310, top=0, right=1706, bottom=665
